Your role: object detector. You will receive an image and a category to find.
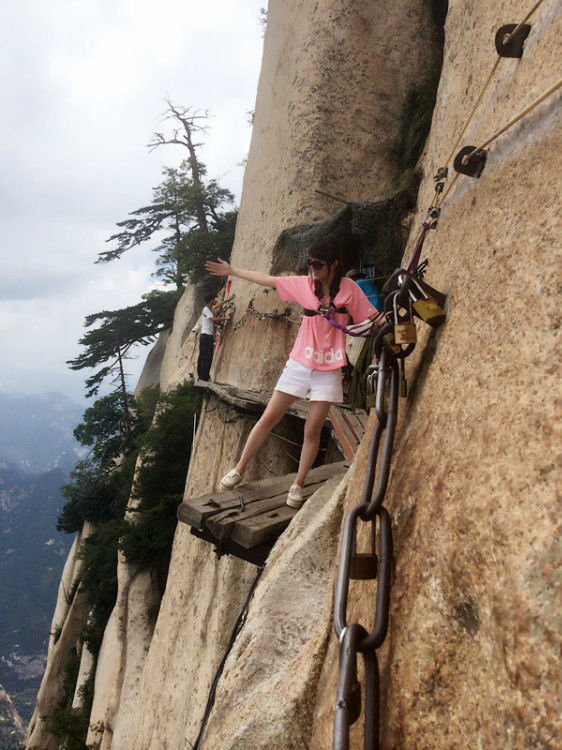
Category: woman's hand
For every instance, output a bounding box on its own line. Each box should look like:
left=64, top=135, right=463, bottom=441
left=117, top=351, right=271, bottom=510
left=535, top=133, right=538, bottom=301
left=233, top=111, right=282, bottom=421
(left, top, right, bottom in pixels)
left=205, top=259, right=277, bottom=289
left=205, top=258, right=231, bottom=277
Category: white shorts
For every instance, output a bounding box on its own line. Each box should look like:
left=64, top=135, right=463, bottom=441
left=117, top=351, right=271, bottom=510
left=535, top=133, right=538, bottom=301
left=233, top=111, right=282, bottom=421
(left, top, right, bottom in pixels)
left=274, top=358, right=343, bottom=403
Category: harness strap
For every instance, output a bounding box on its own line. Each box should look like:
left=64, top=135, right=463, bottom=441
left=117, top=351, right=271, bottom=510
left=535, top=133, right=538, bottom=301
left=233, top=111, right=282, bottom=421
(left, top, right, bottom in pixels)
left=303, top=305, right=348, bottom=316
left=303, top=304, right=380, bottom=338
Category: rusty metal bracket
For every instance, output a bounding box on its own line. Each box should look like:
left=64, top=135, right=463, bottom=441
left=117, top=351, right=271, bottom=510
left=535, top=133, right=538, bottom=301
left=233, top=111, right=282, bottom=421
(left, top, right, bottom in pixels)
left=495, top=23, right=531, bottom=58
left=453, top=145, right=487, bottom=178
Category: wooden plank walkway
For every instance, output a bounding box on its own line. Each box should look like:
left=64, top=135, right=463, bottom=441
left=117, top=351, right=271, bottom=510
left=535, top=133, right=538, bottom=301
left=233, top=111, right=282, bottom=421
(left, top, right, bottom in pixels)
left=193, top=379, right=311, bottom=420
left=194, top=378, right=367, bottom=461
left=178, top=461, right=348, bottom=557
left=327, top=408, right=368, bottom=462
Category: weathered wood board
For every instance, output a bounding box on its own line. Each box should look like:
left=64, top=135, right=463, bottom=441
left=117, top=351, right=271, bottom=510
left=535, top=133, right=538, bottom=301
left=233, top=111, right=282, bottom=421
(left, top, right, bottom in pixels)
left=194, top=379, right=311, bottom=420
left=205, top=482, right=324, bottom=542
left=177, top=461, right=348, bottom=550
left=193, top=379, right=367, bottom=461
left=178, top=461, right=348, bottom=529
left=327, top=406, right=368, bottom=462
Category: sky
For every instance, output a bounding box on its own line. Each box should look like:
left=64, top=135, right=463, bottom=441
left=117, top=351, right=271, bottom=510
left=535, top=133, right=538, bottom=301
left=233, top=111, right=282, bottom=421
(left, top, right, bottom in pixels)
left=0, top=0, right=265, bottom=404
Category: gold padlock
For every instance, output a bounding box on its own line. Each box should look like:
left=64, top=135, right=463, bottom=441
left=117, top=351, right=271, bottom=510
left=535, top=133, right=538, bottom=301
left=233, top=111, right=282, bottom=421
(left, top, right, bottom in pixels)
left=394, top=321, right=417, bottom=344
left=410, top=277, right=446, bottom=327
left=393, top=295, right=417, bottom=344
left=412, top=297, right=446, bottom=326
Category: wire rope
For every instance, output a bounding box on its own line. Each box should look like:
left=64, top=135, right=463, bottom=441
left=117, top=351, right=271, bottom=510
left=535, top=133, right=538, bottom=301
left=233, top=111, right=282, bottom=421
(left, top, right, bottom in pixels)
left=462, top=75, right=562, bottom=164
left=443, top=0, right=550, bottom=169
left=503, top=0, right=548, bottom=45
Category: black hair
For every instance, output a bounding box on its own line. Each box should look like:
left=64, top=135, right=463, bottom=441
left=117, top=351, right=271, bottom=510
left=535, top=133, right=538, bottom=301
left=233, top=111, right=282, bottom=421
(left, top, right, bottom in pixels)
left=204, top=293, right=216, bottom=304
left=308, top=235, right=344, bottom=302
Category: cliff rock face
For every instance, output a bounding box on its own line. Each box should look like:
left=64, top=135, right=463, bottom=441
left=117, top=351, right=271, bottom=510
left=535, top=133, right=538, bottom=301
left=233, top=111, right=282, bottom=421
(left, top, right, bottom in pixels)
left=27, top=0, right=561, bottom=748
left=372, top=4, right=561, bottom=746
left=309, top=3, right=562, bottom=748
left=26, top=525, right=94, bottom=749
left=0, top=683, right=25, bottom=748
left=215, top=0, right=435, bottom=393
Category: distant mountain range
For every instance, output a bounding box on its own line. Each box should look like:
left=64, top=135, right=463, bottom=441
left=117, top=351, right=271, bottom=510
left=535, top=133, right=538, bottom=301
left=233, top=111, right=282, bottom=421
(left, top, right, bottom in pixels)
left=0, top=392, right=86, bottom=474
left=0, top=392, right=84, bottom=729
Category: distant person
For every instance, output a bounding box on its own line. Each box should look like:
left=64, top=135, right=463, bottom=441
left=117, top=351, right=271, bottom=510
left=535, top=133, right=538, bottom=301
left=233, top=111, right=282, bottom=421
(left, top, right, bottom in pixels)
left=197, top=294, right=230, bottom=381
left=205, top=236, right=384, bottom=508
left=345, top=268, right=382, bottom=310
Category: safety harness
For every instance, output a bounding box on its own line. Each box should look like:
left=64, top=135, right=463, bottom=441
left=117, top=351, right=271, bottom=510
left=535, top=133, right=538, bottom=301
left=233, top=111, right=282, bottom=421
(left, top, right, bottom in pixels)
left=303, top=301, right=382, bottom=338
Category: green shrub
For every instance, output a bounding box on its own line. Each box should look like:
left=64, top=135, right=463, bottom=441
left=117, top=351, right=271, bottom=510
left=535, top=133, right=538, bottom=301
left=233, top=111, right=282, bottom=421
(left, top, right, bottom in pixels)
left=393, top=58, right=443, bottom=172
left=57, top=389, right=156, bottom=534
left=76, top=521, right=123, bottom=655
left=42, top=706, right=90, bottom=750
left=58, top=454, right=136, bottom=533
left=119, top=382, right=201, bottom=583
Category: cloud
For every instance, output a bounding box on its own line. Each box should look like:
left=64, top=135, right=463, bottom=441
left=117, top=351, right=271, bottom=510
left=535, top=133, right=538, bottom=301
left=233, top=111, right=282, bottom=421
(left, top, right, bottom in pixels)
left=0, top=0, right=263, bottom=398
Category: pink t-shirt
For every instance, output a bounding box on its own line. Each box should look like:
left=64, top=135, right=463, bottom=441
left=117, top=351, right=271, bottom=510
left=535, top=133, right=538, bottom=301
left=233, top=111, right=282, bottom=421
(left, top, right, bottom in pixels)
left=275, top=275, right=378, bottom=370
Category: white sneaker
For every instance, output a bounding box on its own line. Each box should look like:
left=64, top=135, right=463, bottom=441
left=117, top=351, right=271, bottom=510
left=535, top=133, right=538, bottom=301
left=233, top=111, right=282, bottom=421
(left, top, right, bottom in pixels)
left=286, top=483, right=304, bottom=509
left=219, top=468, right=243, bottom=490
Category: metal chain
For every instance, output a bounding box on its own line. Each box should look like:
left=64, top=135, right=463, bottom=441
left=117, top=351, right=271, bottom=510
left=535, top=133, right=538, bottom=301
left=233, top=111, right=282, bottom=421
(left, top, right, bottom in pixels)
left=228, top=298, right=299, bottom=331
left=333, top=343, right=400, bottom=750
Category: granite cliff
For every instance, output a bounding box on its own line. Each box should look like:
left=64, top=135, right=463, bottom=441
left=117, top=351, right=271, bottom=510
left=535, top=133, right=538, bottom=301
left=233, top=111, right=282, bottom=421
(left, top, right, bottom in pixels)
left=26, top=1, right=561, bottom=748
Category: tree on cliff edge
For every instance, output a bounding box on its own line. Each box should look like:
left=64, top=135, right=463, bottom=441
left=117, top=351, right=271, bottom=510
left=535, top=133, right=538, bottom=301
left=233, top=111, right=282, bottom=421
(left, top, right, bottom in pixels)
left=67, top=288, right=181, bottom=401
left=97, top=101, right=237, bottom=287
left=70, top=101, right=236, bottom=401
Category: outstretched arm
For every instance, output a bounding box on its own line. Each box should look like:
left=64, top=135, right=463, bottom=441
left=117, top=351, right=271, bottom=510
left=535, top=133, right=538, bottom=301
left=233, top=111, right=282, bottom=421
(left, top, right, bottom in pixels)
left=205, top=258, right=276, bottom=289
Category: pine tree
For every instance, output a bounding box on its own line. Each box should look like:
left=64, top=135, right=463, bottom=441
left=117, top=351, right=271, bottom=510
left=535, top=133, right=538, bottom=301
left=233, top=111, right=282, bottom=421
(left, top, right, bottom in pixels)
left=97, top=101, right=236, bottom=286
left=67, top=289, right=181, bottom=398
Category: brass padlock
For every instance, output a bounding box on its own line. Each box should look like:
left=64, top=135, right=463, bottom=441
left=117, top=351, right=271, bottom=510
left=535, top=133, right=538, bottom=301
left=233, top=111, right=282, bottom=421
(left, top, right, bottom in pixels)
left=410, top=277, right=446, bottom=327
left=412, top=296, right=446, bottom=326
left=393, top=295, right=417, bottom=344
left=394, top=321, right=417, bottom=344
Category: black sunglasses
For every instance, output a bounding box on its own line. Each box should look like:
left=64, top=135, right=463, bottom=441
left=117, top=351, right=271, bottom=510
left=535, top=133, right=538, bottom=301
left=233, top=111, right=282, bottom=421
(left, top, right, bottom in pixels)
left=306, top=258, right=328, bottom=270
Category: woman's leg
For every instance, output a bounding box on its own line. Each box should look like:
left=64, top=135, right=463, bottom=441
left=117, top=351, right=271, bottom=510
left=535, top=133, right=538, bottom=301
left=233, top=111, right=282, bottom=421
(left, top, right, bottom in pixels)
left=294, top=400, right=332, bottom=486
left=235, top=390, right=299, bottom=474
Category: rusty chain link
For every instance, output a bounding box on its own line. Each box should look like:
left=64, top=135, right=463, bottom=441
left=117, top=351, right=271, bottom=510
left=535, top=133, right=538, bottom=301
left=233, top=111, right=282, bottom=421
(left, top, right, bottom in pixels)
left=333, top=344, right=399, bottom=750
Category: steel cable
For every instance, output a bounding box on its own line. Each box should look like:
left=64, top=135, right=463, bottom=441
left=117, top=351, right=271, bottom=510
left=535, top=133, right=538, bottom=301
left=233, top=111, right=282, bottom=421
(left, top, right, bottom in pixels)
left=462, top=75, right=562, bottom=164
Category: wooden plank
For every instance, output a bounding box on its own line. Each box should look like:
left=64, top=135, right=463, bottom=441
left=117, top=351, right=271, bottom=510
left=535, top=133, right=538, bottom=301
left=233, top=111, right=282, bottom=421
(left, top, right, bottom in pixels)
left=328, top=406, right=368, bottom=461
left=177, top=461, right=348, bottom=529
left=340, top=410, right=362, bottom=445
left=205, top=482, right=324, bottom=541
left=194, top=379, right=311, bottom=420
left=177, top=480, right=271, bottom=530
left=178, top=475, right=294, bottom=529
left=341, top=409, right=368, bottom=441
left=231, top=505, right=297, bottom=548
left=328, top=407, right=358, bottom=461
left=232, top=469, right=347, bottom=548
left=189, top=527, right=272, bottom=567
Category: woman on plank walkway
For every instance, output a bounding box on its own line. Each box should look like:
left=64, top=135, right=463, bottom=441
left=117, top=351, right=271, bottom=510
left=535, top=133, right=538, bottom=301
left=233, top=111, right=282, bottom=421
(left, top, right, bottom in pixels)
left=205, top=236, right=384, bottom=508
